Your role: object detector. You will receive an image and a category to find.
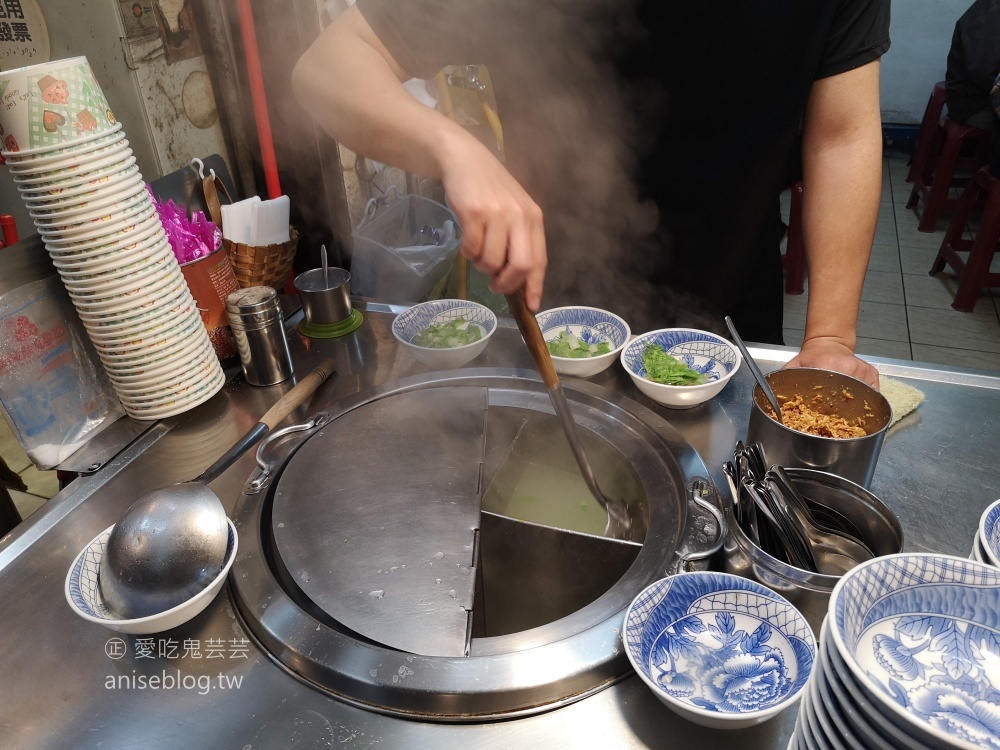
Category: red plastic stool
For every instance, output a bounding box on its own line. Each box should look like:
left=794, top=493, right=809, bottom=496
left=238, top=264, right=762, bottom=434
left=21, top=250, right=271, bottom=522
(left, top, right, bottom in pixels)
left=906, top=82, right=948, bottom=185
left=782, top=180, right=805, bottom=294
left=907, top=115, right=991, bottom=232
left=929, top=167, right=1000, bottom=312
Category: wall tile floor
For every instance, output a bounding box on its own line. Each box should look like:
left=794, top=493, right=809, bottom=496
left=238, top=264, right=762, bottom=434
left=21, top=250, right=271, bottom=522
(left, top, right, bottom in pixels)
left=782, top=155, right=1000, bottom=371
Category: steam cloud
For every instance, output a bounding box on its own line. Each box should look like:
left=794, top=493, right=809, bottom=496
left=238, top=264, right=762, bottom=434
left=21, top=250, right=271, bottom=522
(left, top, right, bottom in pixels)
left=303, top=0, right=723, bottom=334
left=410, top=0, right=721, bottom=334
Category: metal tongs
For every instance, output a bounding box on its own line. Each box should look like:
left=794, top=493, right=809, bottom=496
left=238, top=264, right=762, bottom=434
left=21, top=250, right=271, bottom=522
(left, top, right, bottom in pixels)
left=506, top=290, right=632, bottom=539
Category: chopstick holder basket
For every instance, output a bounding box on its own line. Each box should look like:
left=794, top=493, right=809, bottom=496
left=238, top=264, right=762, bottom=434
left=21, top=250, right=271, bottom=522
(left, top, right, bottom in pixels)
left=203, top=171, right=298, bottom=289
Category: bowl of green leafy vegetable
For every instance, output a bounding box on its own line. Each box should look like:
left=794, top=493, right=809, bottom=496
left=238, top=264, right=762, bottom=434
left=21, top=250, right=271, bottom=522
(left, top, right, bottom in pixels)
left=534, top=305, right=631, bottom=378
left=620, top=328, right=741, bottom=408
left=392, top=299, right=498, bottom=369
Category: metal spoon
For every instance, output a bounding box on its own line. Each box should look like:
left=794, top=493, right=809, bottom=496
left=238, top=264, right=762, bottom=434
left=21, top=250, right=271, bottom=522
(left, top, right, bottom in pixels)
left=732, top=442, right=816, bottom=569
left=321, top=244, right=329, bottom=289
left=743, top=477, right=816, bottom=570
left=724, top=316, right=784, bottom=424
left=766, top=466, right=875, bottom=560
left=764, top=471, right=874, bottom=574
left=505, top=290, right=632, bottom=539
left=100, top=359, right=335, bottom=619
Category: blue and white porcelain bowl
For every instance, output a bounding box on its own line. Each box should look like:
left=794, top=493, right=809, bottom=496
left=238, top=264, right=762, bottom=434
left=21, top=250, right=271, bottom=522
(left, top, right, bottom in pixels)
left=622, top=571, right=816, bottom=729
left=65, top=519, right=238, bottom=634
left=392, top=299, right=498, bottom=369
left=829, top=553, right=1000, bottom=750
left=977, top=499, right=1000, bottom=567
left=619, top=328, right=741, bottom=409
left=534, top=305, right=630, bottom=378
left=972, top=529, right=990, bottom=565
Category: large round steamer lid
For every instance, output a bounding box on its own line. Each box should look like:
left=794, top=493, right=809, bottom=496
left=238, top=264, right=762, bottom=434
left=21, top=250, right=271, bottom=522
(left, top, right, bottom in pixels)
left=231, top=370, right=723, bottom=720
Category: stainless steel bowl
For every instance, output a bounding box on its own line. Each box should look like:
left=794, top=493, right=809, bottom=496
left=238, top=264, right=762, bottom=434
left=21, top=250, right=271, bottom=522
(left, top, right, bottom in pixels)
left=746, top=368, right=892, bottom=488
left=723, top=467, right=903, bottom=635
left=293, top=267, right=352, bottom=325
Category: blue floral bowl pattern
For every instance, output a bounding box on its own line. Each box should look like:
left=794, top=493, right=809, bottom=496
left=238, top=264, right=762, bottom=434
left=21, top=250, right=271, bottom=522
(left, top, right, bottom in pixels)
left=829, top=553, right=1000, bottom=750
left=534, top=305, right=630, bottom=378
left=393, top=299, right=498, bottom=343
left=392, top=299, right=498, bottom=369
left=619, top=329, right=741, bottom=408
left=535, top=306, right=630, bottom=349
left=623, top=571, right=815, bottom=729
left=621, top=329, right=738, bottom=382
left=978, top=499, right=1000, bottom=567
left=65, top=519, right=238, bottom=634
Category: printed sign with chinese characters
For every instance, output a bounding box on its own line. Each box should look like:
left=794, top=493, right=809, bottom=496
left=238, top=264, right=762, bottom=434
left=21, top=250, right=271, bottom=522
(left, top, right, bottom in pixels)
left=0, top=0, right=50, bottom=71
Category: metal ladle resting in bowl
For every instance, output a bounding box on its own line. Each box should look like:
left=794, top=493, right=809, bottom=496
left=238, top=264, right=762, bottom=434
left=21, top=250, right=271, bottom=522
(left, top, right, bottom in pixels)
left=100, top=360, right=335, bottom=619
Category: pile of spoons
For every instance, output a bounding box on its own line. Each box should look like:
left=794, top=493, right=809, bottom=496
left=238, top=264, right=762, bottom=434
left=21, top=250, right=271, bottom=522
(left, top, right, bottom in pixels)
left=723, top=442, right=874, bottom=574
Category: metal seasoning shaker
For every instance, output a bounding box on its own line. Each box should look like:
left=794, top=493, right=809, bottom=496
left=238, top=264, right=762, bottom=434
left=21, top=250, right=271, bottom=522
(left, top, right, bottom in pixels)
left=225, top=286, right=294, bottom=386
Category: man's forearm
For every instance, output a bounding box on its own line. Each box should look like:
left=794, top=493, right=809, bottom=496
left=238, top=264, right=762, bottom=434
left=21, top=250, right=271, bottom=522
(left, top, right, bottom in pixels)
left=292, top=6, right=549, bottom=308
left=800, top=61, right=883, bottom=351
left=291, top=6, right=477, bottom=181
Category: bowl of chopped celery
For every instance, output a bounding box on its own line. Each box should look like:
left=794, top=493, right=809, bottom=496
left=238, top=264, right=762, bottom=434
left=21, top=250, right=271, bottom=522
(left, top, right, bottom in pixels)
left=392, top=299, right=498, bottom=369
left=534, top=305, right=631, bottom=378
left=620, top=328, right=741, bottom=408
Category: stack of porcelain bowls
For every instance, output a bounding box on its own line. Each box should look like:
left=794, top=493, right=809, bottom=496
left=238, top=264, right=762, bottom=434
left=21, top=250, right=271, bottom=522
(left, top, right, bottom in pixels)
left=972, top=498, right=1000, bottom=565
left=0, top=56, right=223, bottom=420
left=789, top=553, right=1000, bottom=750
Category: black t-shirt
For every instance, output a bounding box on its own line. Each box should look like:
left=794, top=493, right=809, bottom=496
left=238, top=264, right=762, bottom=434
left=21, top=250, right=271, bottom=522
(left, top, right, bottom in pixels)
left=356, top=0, right=890, bottom=340
left=946, top=0, right=1000, bottom=123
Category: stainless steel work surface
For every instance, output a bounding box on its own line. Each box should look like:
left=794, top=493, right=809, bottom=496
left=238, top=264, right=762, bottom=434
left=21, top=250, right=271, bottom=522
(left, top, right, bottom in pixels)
left=272, top=386, right=484, bottom=657
left=1, top=300, right=999, bottom=748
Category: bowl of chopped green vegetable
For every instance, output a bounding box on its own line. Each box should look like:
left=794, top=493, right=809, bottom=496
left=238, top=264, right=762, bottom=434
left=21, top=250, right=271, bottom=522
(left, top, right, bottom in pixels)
left=534, top=305, right=631, bottom=378
left=392, top=299, right=498, bottom=368
left=620, top=328, right=741, bottom=408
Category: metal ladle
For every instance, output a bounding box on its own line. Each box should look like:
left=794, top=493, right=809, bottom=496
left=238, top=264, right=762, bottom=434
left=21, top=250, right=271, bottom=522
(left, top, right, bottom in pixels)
left=100, top=359, right=336, bottom=619
left=505, top=290, right=632, bottom=539
left=724, top=316, right=784, bottom=424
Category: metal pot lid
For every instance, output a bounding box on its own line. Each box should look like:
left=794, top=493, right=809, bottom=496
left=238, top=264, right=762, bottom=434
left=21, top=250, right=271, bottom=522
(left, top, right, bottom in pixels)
left=272, top=386, right=486, bottom=657
left=230, top=369, right=724, bottom=720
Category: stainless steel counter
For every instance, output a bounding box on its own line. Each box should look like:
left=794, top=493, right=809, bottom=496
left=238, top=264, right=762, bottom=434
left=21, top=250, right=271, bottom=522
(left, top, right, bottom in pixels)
left=2, top=301, right=999, bottom=749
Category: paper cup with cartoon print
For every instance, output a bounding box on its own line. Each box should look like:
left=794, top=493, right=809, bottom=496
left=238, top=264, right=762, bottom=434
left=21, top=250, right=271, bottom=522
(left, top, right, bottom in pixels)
left=0, top=56, right=116, bottom=155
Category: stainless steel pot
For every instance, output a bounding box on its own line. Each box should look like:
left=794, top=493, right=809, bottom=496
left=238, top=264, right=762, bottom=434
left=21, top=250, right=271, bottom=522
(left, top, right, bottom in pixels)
left=294, top=266, right=352, bottom=325
left=723, top=467, right=903, bottom=635
left=746, top=368, right=892, bottom=488
left=228, top=369, right=726, bottom=720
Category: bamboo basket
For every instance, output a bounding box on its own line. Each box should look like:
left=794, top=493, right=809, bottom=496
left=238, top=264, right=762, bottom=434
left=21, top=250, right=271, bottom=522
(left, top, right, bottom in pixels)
left=223, top=228, right=299, bottom=289
left=202, top=168, right=298, bottom=289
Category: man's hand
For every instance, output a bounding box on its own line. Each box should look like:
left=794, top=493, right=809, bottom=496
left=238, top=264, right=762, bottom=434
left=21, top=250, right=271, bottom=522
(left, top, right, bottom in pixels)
left=785, top=337, right=880, bottom=389
left=294, top=5, right=549, bottom=312
left=437, top=137, right=547, bottom=311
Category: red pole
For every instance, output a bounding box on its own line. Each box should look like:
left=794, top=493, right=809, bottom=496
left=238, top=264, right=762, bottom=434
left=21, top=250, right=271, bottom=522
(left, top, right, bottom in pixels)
left=237, top=0, right=282, bottom=201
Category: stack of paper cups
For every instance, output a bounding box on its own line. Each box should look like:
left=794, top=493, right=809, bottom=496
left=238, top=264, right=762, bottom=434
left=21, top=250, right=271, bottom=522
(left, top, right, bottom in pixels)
left=0, top=56, right=224, bottom=421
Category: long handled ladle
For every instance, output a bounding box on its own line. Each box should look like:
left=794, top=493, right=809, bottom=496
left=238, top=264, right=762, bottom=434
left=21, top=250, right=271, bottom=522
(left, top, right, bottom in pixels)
left=505, top=290, right=632, bottom=539
left=725, top=316, right=784, bottom=424
left=100, top=359, right=335, bottom=619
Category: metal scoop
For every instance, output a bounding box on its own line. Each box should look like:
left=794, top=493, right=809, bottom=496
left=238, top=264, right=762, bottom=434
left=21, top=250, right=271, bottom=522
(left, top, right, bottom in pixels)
left=725, top=316, right=783, bottom=424
left=764, top=466, right=875, bottom=572
left=100, top=359, right=335, bottom=619
left=505, top=290, right=632, bottom=539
